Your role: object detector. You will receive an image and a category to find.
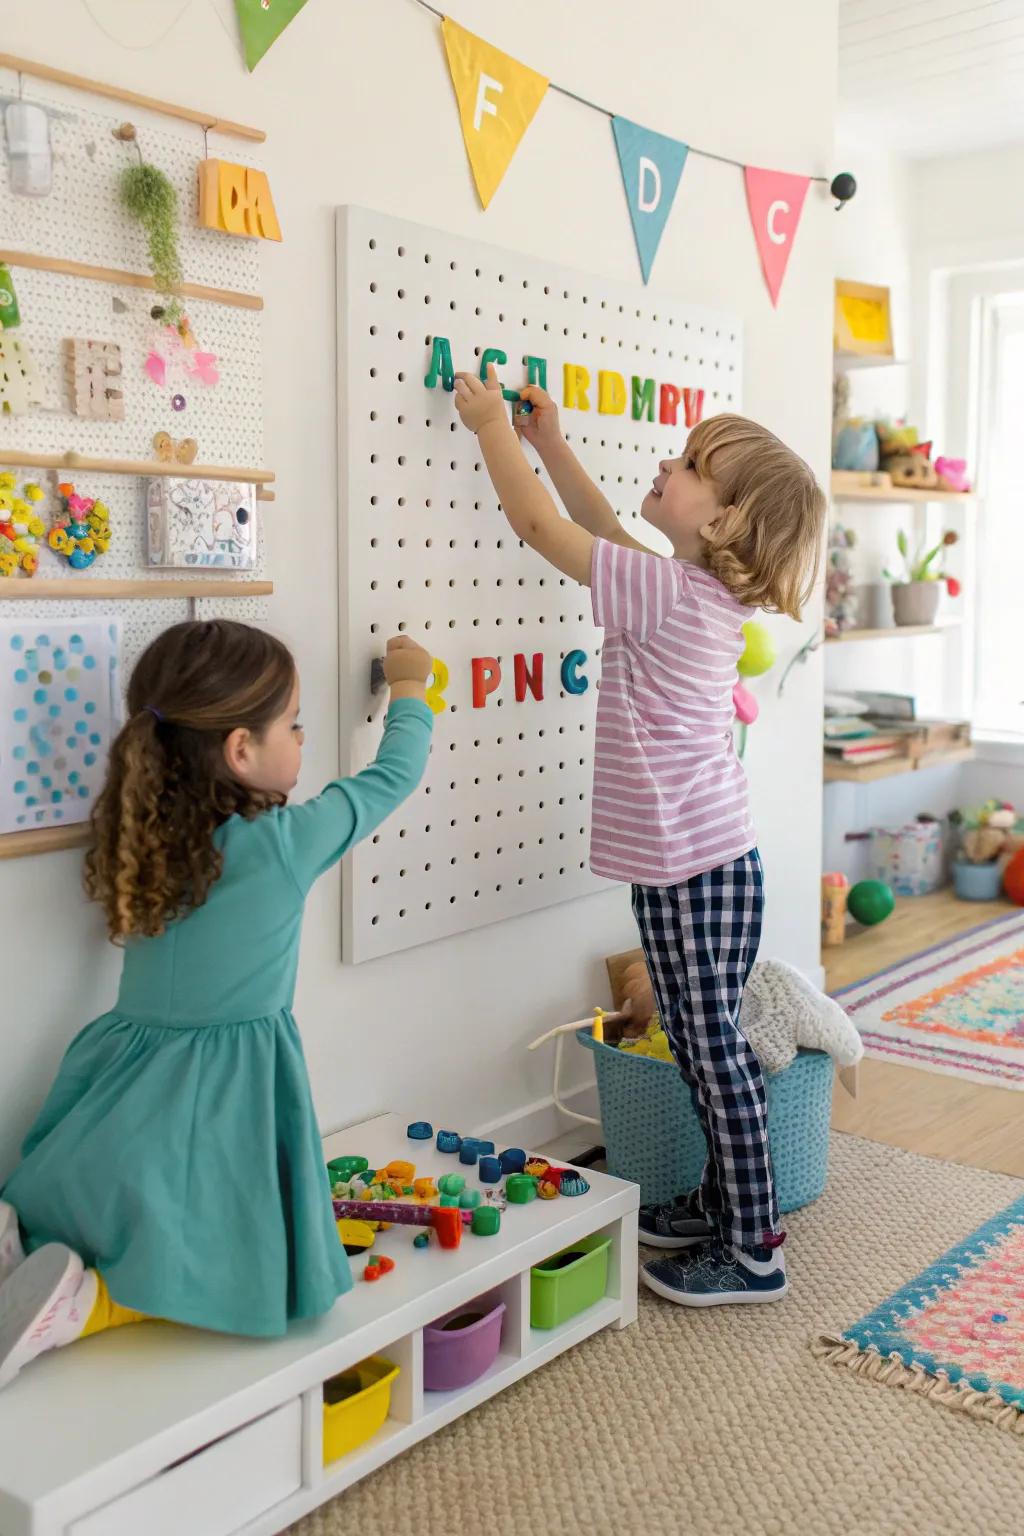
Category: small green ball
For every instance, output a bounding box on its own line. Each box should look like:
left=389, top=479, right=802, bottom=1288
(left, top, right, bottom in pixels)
left=848, top=879, right=895, bottom=926
left=737, top=621, right=776, bottom=678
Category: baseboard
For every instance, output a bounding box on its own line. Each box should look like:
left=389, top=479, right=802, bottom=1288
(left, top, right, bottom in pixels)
left=472, top=1082, right=601, bottom=1155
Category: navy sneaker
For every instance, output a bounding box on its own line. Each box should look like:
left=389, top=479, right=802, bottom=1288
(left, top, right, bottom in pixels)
left=638, top=1189, right=714, bottom=1250
left=641, top=1240, right=788, bottom=1307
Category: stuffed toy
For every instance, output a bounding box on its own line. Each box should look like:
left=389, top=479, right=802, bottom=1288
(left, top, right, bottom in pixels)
left=877, top=423, right=939, bottom=488
left=620, top=959, right=657, bottom=1038
left=935, top=456, right=971, bottom=493
left=953, top=801, right=1024, bottom=865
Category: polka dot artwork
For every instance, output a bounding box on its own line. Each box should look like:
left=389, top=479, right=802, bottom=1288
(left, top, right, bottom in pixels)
left=0, top=618, right=122, bottom=834
left=337, top=208, right=743, bottom=961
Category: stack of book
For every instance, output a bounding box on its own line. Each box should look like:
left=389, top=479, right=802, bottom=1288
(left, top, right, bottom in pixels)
left=824, top=716, right=904, bottom=767
left=823, top=692, right=972, bottom=771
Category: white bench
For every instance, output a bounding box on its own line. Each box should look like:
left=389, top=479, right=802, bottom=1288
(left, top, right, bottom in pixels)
left=0, top=1113, right=639, bottom=1535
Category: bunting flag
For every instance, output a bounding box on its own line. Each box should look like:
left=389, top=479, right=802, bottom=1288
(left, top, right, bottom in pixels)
left=743, top=166, right=810, bottom=307
left=235, top=0, right=310, bottom=72
left=442, top=18, right=549, bottom=210
left=611, top=117, right=689, bottom=284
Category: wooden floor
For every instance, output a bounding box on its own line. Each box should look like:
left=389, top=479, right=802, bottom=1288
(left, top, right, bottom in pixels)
left=827, top=888, right=1024, bottom=1178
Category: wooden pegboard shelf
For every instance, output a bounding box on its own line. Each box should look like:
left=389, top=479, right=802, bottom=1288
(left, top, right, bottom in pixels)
left=0, top=824, right=91, bottom=861
left=0, top=578, right=274, bottom=600
left=0, top=451, right=275, bottom=486
left=0, top=52, right=265, bottom=142
left=0, top=249, right=263, bottom=313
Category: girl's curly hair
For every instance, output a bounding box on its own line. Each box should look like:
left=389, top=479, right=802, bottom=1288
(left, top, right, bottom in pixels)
left=687, top=413, right=826, bottom=620
left=85, top=619, right=296, bottom=941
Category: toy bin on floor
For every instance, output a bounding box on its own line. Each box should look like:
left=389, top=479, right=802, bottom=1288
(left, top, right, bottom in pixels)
left=870, top=820, right=944, bottom=896
left=530, top=1233, right=612, bottom=1330
left=423, top=1292, right=507, bottom=1391
left=577, top=1030, right=832, bottom=1211
left=953, top=859, right=1003, bottom=900
left=322, top=1356, right=399, bottom=1464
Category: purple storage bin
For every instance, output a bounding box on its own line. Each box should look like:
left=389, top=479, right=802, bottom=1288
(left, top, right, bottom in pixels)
left=423, top=1292, right=506, bottom=1392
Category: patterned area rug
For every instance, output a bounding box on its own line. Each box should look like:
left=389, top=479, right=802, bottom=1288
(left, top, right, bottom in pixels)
left=833, top=911, right=1024, bottom=1088
left=817, top=1191, right=1024, bottom=1434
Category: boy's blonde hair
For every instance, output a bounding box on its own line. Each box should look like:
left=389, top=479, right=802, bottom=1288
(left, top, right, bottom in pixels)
left=688, top=414, right=826, bottom=620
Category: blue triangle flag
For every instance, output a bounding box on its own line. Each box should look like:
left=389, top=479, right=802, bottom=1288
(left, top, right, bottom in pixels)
left=611, top=116, right=689, bottom=284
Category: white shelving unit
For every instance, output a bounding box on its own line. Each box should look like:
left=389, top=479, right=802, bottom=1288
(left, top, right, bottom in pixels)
left=0, top=1114, right=639, bottom=1536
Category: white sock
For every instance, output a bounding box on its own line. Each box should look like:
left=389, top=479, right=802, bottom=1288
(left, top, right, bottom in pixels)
left=53, top=1268, right=98, bottom=1348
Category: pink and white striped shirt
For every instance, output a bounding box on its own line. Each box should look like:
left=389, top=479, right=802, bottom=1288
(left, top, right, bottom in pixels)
left=589, top=538, right=755, bottom=886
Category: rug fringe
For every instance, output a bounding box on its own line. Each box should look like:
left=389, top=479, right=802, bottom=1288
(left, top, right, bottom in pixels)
left=813, top=1334, right=1024, bottom=1436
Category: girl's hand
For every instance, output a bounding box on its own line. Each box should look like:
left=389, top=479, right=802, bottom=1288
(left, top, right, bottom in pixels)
left=454, top=364, right=509, bottom=435
left=514, top=384, right=562, bottom=452
left=384, top=634, right=433, bottom=687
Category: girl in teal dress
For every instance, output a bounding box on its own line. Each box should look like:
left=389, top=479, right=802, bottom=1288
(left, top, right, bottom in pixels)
left=0, top=619, right=433, bottom=1390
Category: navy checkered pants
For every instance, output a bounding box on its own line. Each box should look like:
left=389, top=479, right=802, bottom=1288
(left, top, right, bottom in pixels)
left=632, top=850, right=780, bottom=1251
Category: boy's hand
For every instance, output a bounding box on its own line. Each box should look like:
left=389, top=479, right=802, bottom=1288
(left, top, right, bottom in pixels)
left=383, top=634, right=432, bottom=686
left=454, top=363, right=510, bottom=435
left=514, top=384, right=562, bottom=453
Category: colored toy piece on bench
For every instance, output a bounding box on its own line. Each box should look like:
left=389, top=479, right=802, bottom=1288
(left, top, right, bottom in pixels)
left=375, top=1160, right=415, bottom=1185
left=407, top=1121, right=433, bottom=1140
left=436, top=1130, right=462, bottom=1153
left=437, top=1172, right=466, bottom=1197
left=499, top=1148, right=527, bottom=1174
left=470, top=1140, right=495, bottom=1156
left=413, top=1177, right=438, bottom=1201
left=440, top=1193, right=460, bottom=1207
left=479, top=1156, right=502, bottom=1183
left=559, top=1172, right=590, bottom=1197
left=524, top=1158, right=550, bottom=1179
left=537, top=1179, right=560, bottom=1200
left=414, top=1231, right=430, bottom=1248
left=459, top=1189, right=482, bottom=1210
left=459, top=1143, right=480, bottom=1166
left=334, top=1199, right=469, bottom=1249
left=472, top=1205, right=501, bottom=1236
left=327, top=1155, right=369, bottom=1182
left=506, top=1174, right=538, bottom=1204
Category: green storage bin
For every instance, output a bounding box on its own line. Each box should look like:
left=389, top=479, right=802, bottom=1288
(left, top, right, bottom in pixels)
left=530, top=1233, right=611, bottom=1329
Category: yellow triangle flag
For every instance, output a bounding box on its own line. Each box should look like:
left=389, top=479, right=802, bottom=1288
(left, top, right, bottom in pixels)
left=442, top=18, right=549, bottom=209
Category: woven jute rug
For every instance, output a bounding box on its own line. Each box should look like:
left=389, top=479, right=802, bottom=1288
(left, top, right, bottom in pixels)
left=290, top=1134, right=1024, bottom=1536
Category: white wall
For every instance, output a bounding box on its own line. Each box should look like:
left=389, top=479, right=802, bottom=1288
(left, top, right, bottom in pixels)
left=2, top=0, right=837, bottom=1176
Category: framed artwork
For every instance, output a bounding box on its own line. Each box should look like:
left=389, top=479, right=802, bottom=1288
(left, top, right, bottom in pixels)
left=146, top=478, right=258, bottom=569
left=0, top=617, right=122, bottom=834
left=834, top=279, right=893, bottom=360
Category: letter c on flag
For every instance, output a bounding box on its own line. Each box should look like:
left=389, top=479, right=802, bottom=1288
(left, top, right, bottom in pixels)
left=638, top=155, right=662, bottom=214
left=767, top=199, right=790, bottom=245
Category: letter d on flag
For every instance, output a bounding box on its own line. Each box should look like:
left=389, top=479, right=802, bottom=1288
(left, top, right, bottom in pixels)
left=612, top=117, right=689, bottom=284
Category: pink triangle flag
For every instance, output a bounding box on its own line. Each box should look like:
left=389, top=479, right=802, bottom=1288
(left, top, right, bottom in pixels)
left=743, top=166, right=811, bottom=307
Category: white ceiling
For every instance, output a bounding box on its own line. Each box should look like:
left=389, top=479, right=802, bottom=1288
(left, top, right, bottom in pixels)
left=839, top=0, right=1024, bottom=158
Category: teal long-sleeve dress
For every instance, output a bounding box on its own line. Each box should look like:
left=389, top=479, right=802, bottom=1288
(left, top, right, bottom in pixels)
left=2, top=699, right=433, bottom=1337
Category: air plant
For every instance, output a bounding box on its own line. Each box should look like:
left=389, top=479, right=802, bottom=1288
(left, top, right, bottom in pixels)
left=884, top=528, right=960, bottom=595
left=119, top=161, right=183, bottom=322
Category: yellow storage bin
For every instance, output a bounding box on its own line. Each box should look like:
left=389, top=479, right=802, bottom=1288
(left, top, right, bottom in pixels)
left=322, top=1356, right=400, bottom=1465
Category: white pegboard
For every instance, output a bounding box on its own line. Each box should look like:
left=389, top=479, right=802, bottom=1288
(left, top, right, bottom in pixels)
left=337, top=206, right=743, bottom=963
left=0, top=78, right=267, bottom=678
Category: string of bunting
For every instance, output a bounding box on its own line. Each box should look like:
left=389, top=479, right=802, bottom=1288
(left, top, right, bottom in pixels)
left=234, top=0, right=856, bottom=305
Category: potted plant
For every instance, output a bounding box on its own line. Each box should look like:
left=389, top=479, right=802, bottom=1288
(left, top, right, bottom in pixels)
left=949, top=799, right=1024, bottom=900
left=884, top=528, right=960, bottom=626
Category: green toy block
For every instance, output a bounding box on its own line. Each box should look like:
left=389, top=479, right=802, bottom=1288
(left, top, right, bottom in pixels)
left=506, top=1174, right=538, bottom=1204
left=471, top=1205, right=501, bottom=1236
left=327, top=1155, right=369, bottom=1182
left=459, top=1189, right=482, bottom=1210
left=439, top=1193, right=460, bottom=1207
left=437, top=1172, right=466, bottom=1197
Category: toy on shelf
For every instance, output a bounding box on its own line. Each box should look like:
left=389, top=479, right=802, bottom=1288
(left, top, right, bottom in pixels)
left=499, top=1148, right=526, bottom=1173
left=407, top=1121, right=433, bottom=1140
left=47, top=482, right=112, bottom=570
left=824, top=525, right=858, bottom=637
left=152, top=431, right=199, bottom=466
left=363, top=1254, right=396, bottom=1283
left=935, top=456, right=971, bottom=494
left=560, top=1172, right=590, bottom=1197
left=832, top=419, right=879, bottom=474
left=877, top=423, right=939, bottom=490
left=506, top=1174, right=538, bottom=1204
left=144, top=312, right=219, bottom=393
left=821, top=872, right=850, bottom=946
left=0, top=473, right=45, bottom=577
left=333, top=1198, right=476, bottom=1248
left=65, top=339, right=124, bottom=422
left=436, top=1129, right=461, bottom=1153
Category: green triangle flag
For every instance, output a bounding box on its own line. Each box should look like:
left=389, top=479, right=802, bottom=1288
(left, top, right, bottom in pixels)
left=235, top=0, right=310, bottom=72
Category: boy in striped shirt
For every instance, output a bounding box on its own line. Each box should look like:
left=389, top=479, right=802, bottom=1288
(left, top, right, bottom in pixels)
left=455, top=364, right=825, bottom=1308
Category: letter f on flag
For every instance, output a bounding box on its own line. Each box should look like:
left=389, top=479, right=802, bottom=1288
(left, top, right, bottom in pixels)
left=443, top=18, right=549, bottom=209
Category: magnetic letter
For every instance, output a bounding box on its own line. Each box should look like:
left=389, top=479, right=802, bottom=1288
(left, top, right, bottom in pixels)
left=514, top=652, right=544, bottom=702
left=471, top=656, right=502, bottom=708
left=560, top=650, right=588, bottom=695
left=659, top=382, right=680, bottom=426
left=525, top=355, right=548, bottom=390
left=480, top=346, right=520, bottom=402
left=424, top=336, right=456, bottom=392
left=683, top=387, right=705, bottom=428
left=425, top=656, right=450, bottom=715
left=631, top=376, right=655, bottom=422
left=598, top=370, right=626, bottom=415
left=563, top=364, right=591, bottom=411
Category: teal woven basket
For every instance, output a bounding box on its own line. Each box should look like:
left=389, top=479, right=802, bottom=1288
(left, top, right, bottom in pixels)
left=576, top=1030, right=833, bottom=1212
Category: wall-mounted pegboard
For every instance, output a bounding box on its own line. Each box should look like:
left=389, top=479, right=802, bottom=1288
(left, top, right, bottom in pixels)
left=0, top=74, right=270, bottom=846
left=337, top=205, right=743, bottom=963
